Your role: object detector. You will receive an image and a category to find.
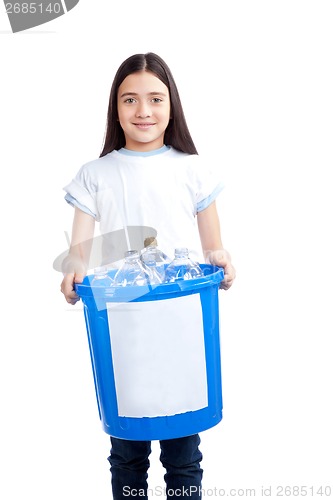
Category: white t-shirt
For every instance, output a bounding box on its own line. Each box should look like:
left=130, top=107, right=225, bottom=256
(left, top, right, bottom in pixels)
left=64, top=146, right=223, bottom=263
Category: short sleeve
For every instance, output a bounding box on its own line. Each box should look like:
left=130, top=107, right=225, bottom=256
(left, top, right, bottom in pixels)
left=192, top=156, right=224, bottom=212
left=63, top=163, right=100, bottom=221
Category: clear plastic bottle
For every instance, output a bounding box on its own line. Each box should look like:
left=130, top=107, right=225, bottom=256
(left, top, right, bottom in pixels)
left=113, top=250, right=150, bottom=287
left=141, top=252, right=164, bottom=285
left=164, top=247, right=203, bottom=282
left=140, top=238, right=171, bottom=282
left=91, top=266, right=113, bottom=287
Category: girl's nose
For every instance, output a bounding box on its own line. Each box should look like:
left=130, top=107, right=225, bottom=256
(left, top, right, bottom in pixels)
left=136, top=102, right=151, bottom=118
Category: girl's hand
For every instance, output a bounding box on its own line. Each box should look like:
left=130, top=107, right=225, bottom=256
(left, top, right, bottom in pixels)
left=208, top=249, right=236, bottom=290
left=60, top=272, right=85, bottom=305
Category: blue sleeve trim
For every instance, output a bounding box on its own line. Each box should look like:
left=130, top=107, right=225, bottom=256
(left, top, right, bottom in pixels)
left=196, top=183, right=225, bottom=212
left=64, top=193, right=96, bottom=218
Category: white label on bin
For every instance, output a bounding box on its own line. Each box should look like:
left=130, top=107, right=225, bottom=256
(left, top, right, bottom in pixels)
left=106, top=294, right=208, bottom=418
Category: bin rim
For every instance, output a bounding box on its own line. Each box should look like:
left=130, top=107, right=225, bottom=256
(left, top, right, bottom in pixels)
left=75, top=264, right=224, bottom=299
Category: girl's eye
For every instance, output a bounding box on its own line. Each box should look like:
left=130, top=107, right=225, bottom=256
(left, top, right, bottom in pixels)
left=125, top=98, right=136, bottom=104
left=152, top=97, right=162, bottom=103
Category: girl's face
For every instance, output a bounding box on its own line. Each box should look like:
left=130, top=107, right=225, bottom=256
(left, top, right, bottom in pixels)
left=117, top=70, right=171, bottom=152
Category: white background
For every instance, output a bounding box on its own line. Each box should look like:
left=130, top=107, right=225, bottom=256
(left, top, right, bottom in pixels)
left=1, top=1, right=332, bottom=498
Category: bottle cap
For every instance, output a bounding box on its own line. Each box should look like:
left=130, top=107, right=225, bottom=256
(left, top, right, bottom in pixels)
left=124, top=250, right=140, bottom=261
left=174, top=247, right=189, bottom=257
left=144, top=236, right=157, bottom=247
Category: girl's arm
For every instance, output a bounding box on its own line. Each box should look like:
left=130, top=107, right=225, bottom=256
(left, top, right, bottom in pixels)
left=197, top=201, right=236, bottom=290
left=61, top=207, right=95, bottom=304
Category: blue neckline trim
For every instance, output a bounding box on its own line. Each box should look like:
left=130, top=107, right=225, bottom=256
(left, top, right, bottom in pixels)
left=118, top=145, right=170, bottom=157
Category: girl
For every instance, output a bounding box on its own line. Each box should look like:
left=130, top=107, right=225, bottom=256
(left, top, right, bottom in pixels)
left=61, top=52, right=235, bottom=500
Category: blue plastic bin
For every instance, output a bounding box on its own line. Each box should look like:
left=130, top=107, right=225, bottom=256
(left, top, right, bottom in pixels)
left=75, top=264, right=224, bottom=441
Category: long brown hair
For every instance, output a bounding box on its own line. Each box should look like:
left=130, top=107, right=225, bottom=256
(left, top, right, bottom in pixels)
left=99, top=53, right=198, bottom=157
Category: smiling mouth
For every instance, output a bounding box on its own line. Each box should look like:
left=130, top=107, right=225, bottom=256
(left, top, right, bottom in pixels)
left=133, top=123, right=155, bottom=129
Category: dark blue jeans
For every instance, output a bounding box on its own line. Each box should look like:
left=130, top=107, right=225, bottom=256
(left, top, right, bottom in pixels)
left=108, top=434, right=203, bottom=500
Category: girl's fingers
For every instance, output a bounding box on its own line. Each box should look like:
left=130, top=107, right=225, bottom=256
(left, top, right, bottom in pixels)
left=61, top=273, right=81, bottom=304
